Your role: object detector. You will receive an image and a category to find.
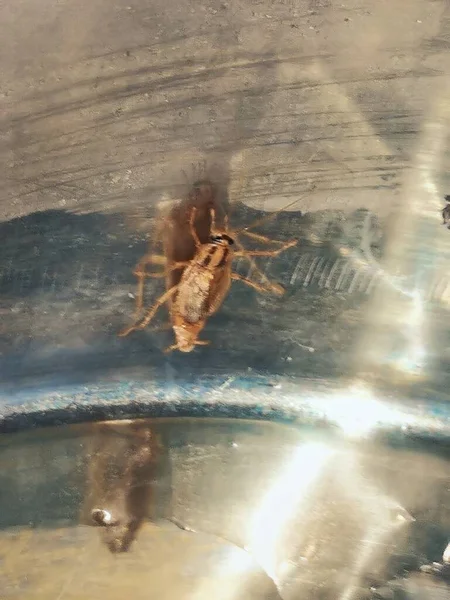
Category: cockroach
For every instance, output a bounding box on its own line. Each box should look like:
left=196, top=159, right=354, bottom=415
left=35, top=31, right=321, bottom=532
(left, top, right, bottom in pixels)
left=129, top=177, right=225, bottom=319
left=119, top=199, right=298, bottom=353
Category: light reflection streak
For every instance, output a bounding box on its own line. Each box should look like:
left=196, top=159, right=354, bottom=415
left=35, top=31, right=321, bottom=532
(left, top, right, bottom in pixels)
left=292, top=378, right=445, bottom=437
left=191, top=443, right=334, bottom=597
left=338, top=515, right=411, bottom=600
left=443, top=541, right=450, bottom=564
left=319, top=383, right=416, bottom=437
left=245, top=442, right=334, bottom=582
left=395, top=289, right=426, bottom=374
left=382, top=96, right=450, bottom=374
left=338, top=453, right=415, bottom=600
left=189, top=546, right=262, bottom=600
left=193, top=69, right=450, bottom=600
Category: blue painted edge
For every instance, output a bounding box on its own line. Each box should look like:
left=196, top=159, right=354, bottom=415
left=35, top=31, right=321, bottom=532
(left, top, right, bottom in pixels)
left=1, top=374, right=449, bottom=439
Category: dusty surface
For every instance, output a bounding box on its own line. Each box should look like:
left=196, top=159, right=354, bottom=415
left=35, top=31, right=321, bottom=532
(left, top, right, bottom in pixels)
left=2, top=0, right=450, bottom=222
left=0, top=524, right=281, bottom=600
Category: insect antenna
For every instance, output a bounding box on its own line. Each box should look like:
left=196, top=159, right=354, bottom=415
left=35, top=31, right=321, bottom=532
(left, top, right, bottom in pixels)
left=234, top=194, right=307, bottom=236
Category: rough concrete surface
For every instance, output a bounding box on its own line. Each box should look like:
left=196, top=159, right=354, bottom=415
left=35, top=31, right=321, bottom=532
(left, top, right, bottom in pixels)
left=1, top=0, right=449, bottom=221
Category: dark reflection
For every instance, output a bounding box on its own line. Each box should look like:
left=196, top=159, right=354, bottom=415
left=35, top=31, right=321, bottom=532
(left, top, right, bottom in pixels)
left=83, top=422, right=160, bottom=553
left=0, top=418, right=449, bottom=599
left=420, top=561, right=450, bottom=583
left=443, top=195, right=450, bottom=229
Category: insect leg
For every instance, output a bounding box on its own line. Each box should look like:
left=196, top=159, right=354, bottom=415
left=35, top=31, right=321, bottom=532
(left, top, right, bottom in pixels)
left=146, top=261, right=190, bottom=279
left=188, top=208, right=202, bottom=248
left=232, top=237, right=292, bottom=294
left=132, top=253, right=168, bottom=316
left=163, top=343, right=178, bottom=354
left=119, top=285, right=179, bottom=337
left=132, top=257, right=188, bottom=316
left=133, top=253, right=167, bottom=270
left=164, top=339, right=210, bottom=354
left=168, top=261, right=190, bottom=271
left=233, top=238, right=278, bottom=292
left=210, top=207, right=217, bottom=231
left=231, top=272, right=284, bottom=295
left=240, top=230, right=297, bottom=247
left=149, top=322, right=173, bottom=333
left=234, top=240, right=297, bottom=257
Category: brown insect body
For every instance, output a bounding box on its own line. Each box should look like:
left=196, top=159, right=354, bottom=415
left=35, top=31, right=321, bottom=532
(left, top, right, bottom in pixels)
left=170, top=232, right=234, bottom=352
left=127, top=177, right=226, bottom=321
left=162, top=180, right=221, bottom=292
left=120, top=199, right=297, bottom=352
left=120, top=165, right=301, bottom=352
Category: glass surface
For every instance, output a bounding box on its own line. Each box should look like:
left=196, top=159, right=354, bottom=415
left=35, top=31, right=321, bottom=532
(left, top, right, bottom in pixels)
left=1, top=0, right=450, bottom=598
left=1, top=418, right=450, bottom=599
left=1, top=0, right=450, bottom=422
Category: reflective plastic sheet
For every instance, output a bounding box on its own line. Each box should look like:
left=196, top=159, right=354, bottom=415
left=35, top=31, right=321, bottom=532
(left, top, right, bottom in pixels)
left=1, top=0, right=450, bottom=598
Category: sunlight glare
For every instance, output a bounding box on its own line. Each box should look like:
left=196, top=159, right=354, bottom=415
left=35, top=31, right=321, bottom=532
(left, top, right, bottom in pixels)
left=246, top=441, right=334, bottom=582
